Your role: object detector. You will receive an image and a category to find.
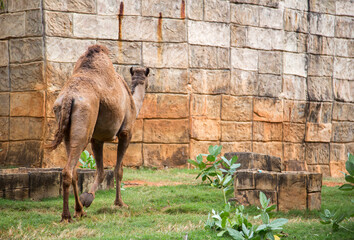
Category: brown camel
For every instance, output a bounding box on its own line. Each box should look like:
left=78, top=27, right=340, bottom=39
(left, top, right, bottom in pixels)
left=46, top=45, right=149, bottom=222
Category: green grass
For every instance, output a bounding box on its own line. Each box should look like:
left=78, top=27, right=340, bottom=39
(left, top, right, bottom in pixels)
left=0, top=168, right=353, bottom=239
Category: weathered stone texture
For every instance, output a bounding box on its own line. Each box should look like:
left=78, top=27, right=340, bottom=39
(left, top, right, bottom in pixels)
left=334, top=38, right=354, bottom=58
left=253, top=98, right=283, bottom=122
left=188, top=21, right=230, bottom=47
left=0, top=13, right=25, bottom=38
left=10, top=62, right=44, bottom=91
left=308, top=77, right=333, bottom=101
left=332, top=102, right=354, bottom=121
left=0, top=117, right=9, bottom=141
left=191, top=118, right=220, bottom=141
left=305, top=143, right=330, bottom=165
left=222, top=96, right=253, bottom=121
left=0, top=93, right=9, bottom=116
left=282, top=75, right=307, bottom=100
left=253, top=142, right=283, bottom=158
left=308, top=35, right=334, bottom=56
left=259, top=6, right=283, bottom=29
left=258, top=74, right=282, bottom=98
left=230, top=69, right=258, bottom=96
left=309, top=13, right=335, bottom=37
left=283, top=52, right=307, bottom=77
left=305, top=123, right=332, bottom=142
left=46, top=62, right=74, bottom=92
left=306, top=102, right=332, bottom=124
left=335, top=16, right=354, bottom=38
left=0, top=41, right=8, bottom=67
left=235, top=170, right=255, bottom=190
left=307, top=192, right=321, bottom=210
left=230, top=25, right=247, bottom=48
left=45, top=11, right=73, bottom=37
left=334, top=79, right=352, bottom=102
left=74, top=14, right=118, bottom=39
left=283, top=32, right=307, bottom=53
left=0, top=67, right=10, bottom=91
left=204, top=0, right=230, bottom=23
left=97, top=0, right=141, bottom=16
left=284, top=9, right=308, bottom=33
left=336, top=0, right=354, bottom=17
left=187, top=0, right=203, bottom=20
left=191, top=94, right=221, bottom=119
left=143, top=144, right=189, bottom=168
left=283, top=143, right=305, bottom=162
left=253, top=122, right=282, bottom=141
left=231, top=48, right=258, bottom=71
left=189, top=45, right=229, bottom=69
left=26, top=10, right=43, bottom=36
left=334, top=57, right=354, bottom=80
left=10, top=92, right=44, bottom=117
left=147, top=69, right=188, bottom=93
left=332, top=122, right=354, bottom=143
left=230, top=4, right=259, bottom=26
left=9, top=38, right=43, bottom=63
left=190, top=69, right=230, bottom=94
left=259, top=51, right=282, bottom=75
left=141, top=0, right=181, bottom=18
left=10, top=117, right=43, bottom=140
left=278, top=172, right=307, bottom=211
left=221, top=122, right=252, bottom=141
left=283, top=123, right=305, bottom=142
left=144, top=119, right=189, bottom=143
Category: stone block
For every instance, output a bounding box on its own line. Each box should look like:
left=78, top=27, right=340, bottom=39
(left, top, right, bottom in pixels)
left=0, top=142, right=9, bottom=166
left=131, top=119, right=143, bottom=142
left=147, top=68, right=188, bottom=93
left=235, top=170, right=255, bottom=190
left=284, top=9, right=308, bottom=33
left=305, top=143, right=330, bottom=165
left=259, top=6, right=283, bottom=29
left=221, top=122, right=252, bottom=141
left=29, top=171, right=61, bottom=200
left=234, top=190, right=277, bottom=207
left=120, top=16, right=156, bottom=41
left=259, top=51, right=282, bottom=75
left=332, top=102, right=354, bottom=121
left=307, top=192, right=321, bottom=211
left=335, top=16, right=354, bottom=38
left=259, top=0, right=281, bottom=7
left=332, top=122, right=354, bottom=143
left=190, top=69, right=230, bottom=94
left=101, top=143, right=117, bottom=166
left=26, top=10, right=43, bottom=36
left=42, top=143, right=66, bottom=168
left=309, top=13, right=335, bottom=37
left=141, top=0, right=182, bottom=18
left=7, top=141, right=42, bottom=167
left=253, top=98, right=283, bottom=122
left=0, top=93, right=9, bottom=116
left=255, top=171, right=277, bottom=191
left=309, top=0, right=335, bottom=14
left=191, top=118, right=220, bottom=141
left=67, top=0, right=96, bottom=13
left=0, top=173, right=29, bottom=190
left=335, top=39, right=354, bottom=58
left=283, top=100, right=307, bottom=123
left=258, top=74, right=282, bottom=98
left=45, top=117, right=57, bottom=141
left=334, top=79, right=351, bottom=102
left=231, top=48, right=258, bottom=71
left=0, top=41, right=8, bottom=67
left=305, top=123, right=332, bottom=142
left=73, top=14, right=118, bottom=39
left=45, top=11, right=73, bottom=37
left=230, top=4, right=259, bottom=26
left=283, top=32, right=307, bottom=53
left=0, top=13, right=25, bottom=38
left=46, top=91, right=59, bottom=118
left=4, top=188, right=29, bottom=200
left=139, top=94, right=189, bottom=119
left=307, top=164, right=330, bottom=177
left=10, top=92, right=44, bottom=117
left=253, top=122, right=282, bottom=141
left=334, top=57, right=353, bottom=80
left=97, top=0, right=141, bottom=16
left=191, top=94, right=221, bottom=119
left=283, top=123, right=305, bottom=142
left=46, top=37, right=96, bottom=62
left=97, top=40, right=141, bottom=64
left=253, top=154, right=282, bottom=172
left=305, top=102, right=332, bottom=123
left=278, top=172, right=307, bottom=211
left=143, top=144, right=189, bottom=168
left=224, top=152, right=253, bottom=170
left=190, top=140, right=219, bottom=160
left=187, top=0, right=203, bottom=20
left=8, top=0, right=40, bottom=12
left=230, top=25, right=247, bottom=47
left=336, top=0, right=354, bottom=17
left=308, top=77, right=333, bottom=101
left=123, top=143, right=143, bottom=167
left=189, top=45, right=229, bottom=69
left=247, top=28, right=284, bottom=50
left=307, top=173, right=322, bottom=193
left=308, top=35, right=334, bottom=56
left=9, top=38, right=43, bottom=63
left=329, top=161, right=346, bottom=177
left=308, top=55, right=333, bottom=77
left=283, top=0, right=308, bottom=10
left=283, top=143, right=305, bottom=162
left=77, top=169, right=95, bottom=193
left=144, top=119, right=189, bottom=143
left=158, top=18, right=186, bottom=42
left=282, top=75, right=307, bottom=101
left=284, top=160, right=307, bottom=171
left=0, top=117, right=9, bottom=141
left=253, top=142, right=283, bottom=159
left=46, top=62, right=75, bottom=92
left=283, top=52, right=307, bottom=77
left=230, top=0, right=258, bottom=4
left=143, top=42, right=188, bottom=68
left=10, top=62, right=44, bottom=91
left=221, top=142, right=252, bottom=155
left=330, top=143, right=346, bottom=162
left=222, top=96, right=253, bottom=121
left=10, top=117, right=43, bottom=140
left=188, top=20, right=230, bottom=47
left=204, top=0, right=230, bottom=22
left=230, top=69, right=258, bottom=96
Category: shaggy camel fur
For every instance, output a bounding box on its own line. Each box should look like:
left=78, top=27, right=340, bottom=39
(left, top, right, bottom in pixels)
left=47, top=45, right=149, bottom=222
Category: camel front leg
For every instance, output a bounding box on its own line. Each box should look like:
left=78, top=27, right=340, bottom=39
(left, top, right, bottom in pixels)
left=114, top=131, right=131, bottom=207
left=80, top=139, right=105, bottom=208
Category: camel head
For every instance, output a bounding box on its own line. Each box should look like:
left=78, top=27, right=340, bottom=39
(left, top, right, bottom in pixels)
left=130, top=67, right=150, bottom=94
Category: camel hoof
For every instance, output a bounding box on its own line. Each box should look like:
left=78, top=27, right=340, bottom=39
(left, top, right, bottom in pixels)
left=80, top=192, right=94, bottom=208
left=60, top=216, right=73, bottom=223
left=74, top=210, right=87, bottom=218
left=114, top=201, right=129, bottom=208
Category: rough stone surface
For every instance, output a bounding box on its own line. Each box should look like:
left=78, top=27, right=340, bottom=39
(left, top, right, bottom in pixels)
left=221, top=122, right=252, bottom=141
left=253, top=98, right=283, bottom=122
left=283, top=123, right=305, bottom=142
left=332, top=102, right=354, bottom=121
left=10, top=62, right=44, bottom=91
left=308, top=77, right=333, bottom=101
left=230, top=4, right=259, bottom=26
left=29, top=171, right=61, bottom=200
left=147, top=68, right=188, bottom=93
left=283, top=52, right=307, bottom=77
left=259, top=51, right=282, bottom=75
left=307, top=173, right=322, bottom=192
left=305, top=123, right=332, bottom=142
left=283, top=143, right=305, bottom=162
left=230, top=69, right=258, bottom=96
left=253, top=122, right=282, bottom=141
left=278, top=172, right=307, bottom=211
left=45, top=11, right=73, bottom=37
left=10, top=117, right=43, bottom=140
left=10, top=92, right=44, bottom=117
left=305, top=143, right=330, bottom=165
left=258, top=74, right=282, bottom=98
left=309, top=13, right=335, bottom=37
left=9, top=38, right=43, bottom=63
left=222, top=96, right=253, bottom=121
left=0, top=41, right=8, bottom=67
left=235, top=170, right=255, bottom=190
left=254, top=171, right=277, bottom=191
left=143, top=119, right=189, bottom=143
left=191, top=94, right=221, bottom=119
left=187, top=0, right=203, bottom=20
left=231, top=48, right=258, bottom=71
left=191, top=118, right=220, bottom=141
left=189, top=45, right=229, bottom=69
left=0, top=93, right=9, bottom=116
left=307, top=192, right=321, bottom=210
left=332, top=122, right=354, bottom=143
left=308, top=55, right=333, bottom=77
left=143, top=144, right=189, bottom=168
left=188, top=21, right=230, bottom=47
left=190, top=69, right=230, bottom=94
left=282, top=75, right=307, bottom=100
left=204, top=0, right=230, bottom=23
left=26, top=10, right=43, bottom=36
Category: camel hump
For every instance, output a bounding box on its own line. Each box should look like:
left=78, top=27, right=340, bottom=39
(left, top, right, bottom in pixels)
left=85, top=45, right=109, bottom=57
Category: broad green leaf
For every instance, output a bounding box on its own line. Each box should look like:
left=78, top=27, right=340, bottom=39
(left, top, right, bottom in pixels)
left=199, top=162, right=206, bottom=169
left=345, top=174, right=354, bottom=184
left=259, top=191, right=268, bottom=209
left=231, top=155, right=238, bottom=164
left=266, top=205, right=277, bottom=212
left=255, top=224, right=267, bottom=232
left=223, top=175, right=233, bottom=187
left=241, top=223, right=249, bottom=236
left=80, top=151, right=88, bottom=161
left=196, top=154, right=203, bottom=164
left=224, top=186, right=234, bottom=196
left=187, top=159, right=199, bottom=167
left=230, top=163, right=241, bottom=170
left=269, top=218, right=288, bottom=228
left=261, top=212, right=269, bottom=224
left=208, top=145, right=215, bottom=155
left=346, top=153, right=354, bottom=175
left=215, top=145, right=222, bottom=156
left=265, top=232, right=275, bottom=240
left=339, top=183, right=354, bottom=191
left=226, top=228, right=244, bottom=240
left=207, top=155, right=216, bottom=162
left=217, top=230, right=227, bottom=237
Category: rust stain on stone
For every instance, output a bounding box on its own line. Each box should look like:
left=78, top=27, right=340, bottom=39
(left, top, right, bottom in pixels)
left=157, top=12, right=163, bottom=66
left=181, top=0, right=185, bottom=19
left=118, top=1, right=124, bottom=40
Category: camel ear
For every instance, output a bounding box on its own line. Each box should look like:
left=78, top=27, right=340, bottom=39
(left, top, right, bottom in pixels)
left=130, top=67, right=134, bottom=76
left=145, top=68, right=150, bottom=76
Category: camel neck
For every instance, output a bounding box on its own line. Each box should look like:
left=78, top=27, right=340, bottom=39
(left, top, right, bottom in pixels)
left=132, top=84, right=146, bottom=117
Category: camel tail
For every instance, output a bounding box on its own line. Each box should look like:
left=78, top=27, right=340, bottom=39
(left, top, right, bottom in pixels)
left=45, top=97, right=73, bottom=151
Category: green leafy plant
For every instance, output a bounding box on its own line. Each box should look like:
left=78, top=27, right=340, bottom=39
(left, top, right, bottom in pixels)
left=320, top=153, right=354, bottom=233
left=191, top=145, right=288, bottom=240
left=79, top=150, right=96, bottom=169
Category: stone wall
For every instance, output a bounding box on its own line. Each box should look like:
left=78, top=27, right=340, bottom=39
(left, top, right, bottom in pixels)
left=0, top=0, right=353, bottom=177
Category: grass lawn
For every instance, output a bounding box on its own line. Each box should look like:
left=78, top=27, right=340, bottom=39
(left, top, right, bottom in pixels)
left=0, top=168, right=353, bottom=239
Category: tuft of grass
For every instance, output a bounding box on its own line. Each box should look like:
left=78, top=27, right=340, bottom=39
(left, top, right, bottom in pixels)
left=0, top=168, right=353, bottom=239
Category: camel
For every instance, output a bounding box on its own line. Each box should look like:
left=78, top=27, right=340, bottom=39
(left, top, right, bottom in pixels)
left=46, top=45, right=149, bottom=222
